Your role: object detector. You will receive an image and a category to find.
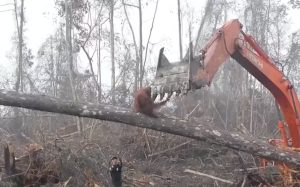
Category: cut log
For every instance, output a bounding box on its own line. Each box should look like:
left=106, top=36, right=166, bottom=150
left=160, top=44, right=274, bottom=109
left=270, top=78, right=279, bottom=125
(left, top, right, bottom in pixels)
left=0, top=89, right=300, bottom=167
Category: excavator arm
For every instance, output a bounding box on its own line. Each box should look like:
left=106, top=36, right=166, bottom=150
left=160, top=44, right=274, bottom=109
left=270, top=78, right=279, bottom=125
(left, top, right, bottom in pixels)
left=152, top=19, right=300, bottom=148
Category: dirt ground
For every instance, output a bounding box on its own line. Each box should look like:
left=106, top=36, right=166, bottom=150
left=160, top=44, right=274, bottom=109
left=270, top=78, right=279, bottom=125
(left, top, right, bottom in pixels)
left=0, top=121, right=285, bottom=187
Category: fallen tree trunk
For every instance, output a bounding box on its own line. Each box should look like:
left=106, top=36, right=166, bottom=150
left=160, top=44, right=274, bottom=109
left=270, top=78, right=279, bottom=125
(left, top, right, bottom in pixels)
left=0, top=89, right=300, bottom=167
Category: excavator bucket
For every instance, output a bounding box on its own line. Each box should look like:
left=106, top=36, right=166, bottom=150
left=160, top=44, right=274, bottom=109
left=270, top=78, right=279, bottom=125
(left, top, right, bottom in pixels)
left=151, top=43, right=203, bottom=100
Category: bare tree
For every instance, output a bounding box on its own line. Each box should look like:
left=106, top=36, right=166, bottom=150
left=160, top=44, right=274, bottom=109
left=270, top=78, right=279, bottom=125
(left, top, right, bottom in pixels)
left=97, top=24, right=102, bottom=102
left=65, top=0, right=82, bottom=132
left=110, top=0, right=116, bottom=104
left=14, top=0, right=25, bottom=92
left=50, top=36, right=56, bottom=96
left=65, top=0, right=76, bottom=100
left=122, top=0, right=139, bottom=93
left=177, top=0, right=183, bottom=61
left=141, top=0, right=159, bottom=84
left=138, top=0, right=143, bottom=88
left=194, top=0, right=214, bottom=52
left=12, top=0, right=25, bottom=133
left=122, top=0, right=159, bottom=89
left=79, top=1, right=105, bottom=103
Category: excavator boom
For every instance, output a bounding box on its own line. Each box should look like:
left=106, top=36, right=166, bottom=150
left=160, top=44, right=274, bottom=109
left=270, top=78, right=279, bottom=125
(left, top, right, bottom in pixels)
left=152, top=19, right=300, bottom=148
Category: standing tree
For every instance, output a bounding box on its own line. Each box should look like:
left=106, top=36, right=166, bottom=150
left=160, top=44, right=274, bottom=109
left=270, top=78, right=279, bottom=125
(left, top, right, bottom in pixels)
left=110, top=0, right=116, bottom=104
left=77, top=0, right=105, bottom=103
left=12, top=0, right=25, bottom=133
left=122, top=0, right=139, bottom=93
left=141, top=0, right=159, bottom=84
left=65, top=0, right=76, bottom=101
left=97, top=24, right=102, bottom=101
left=193, top=0, right=214, bottom=53
left=138, top=0, right=143, bottom=88
left=65, top=0, right=83, bottom=132
left=14, top=0, right=25, bottom=92
left=177, top=0, right=183, bottom=61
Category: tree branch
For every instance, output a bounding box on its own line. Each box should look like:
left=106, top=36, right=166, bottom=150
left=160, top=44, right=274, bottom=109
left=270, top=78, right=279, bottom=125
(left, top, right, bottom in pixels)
left=123, top=3, right=139, bottom=8
left=122, top=0, right=139, bottom=92
left=184, top=169, right=234, bottom=184
left=0, top=89, right=299, bottom=167
left=141, top=0, right=159, bottom=83
left=81, top=45, right=102, bottom=96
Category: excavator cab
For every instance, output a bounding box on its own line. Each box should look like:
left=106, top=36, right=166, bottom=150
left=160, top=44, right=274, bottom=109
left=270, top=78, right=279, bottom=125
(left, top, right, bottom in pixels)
left=151, top=42, right=203, bottom=100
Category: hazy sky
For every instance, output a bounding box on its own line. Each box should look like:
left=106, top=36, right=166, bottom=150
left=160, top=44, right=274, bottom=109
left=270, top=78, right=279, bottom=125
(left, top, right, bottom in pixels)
left=0, top=0, right=57, bottom=80
left=0, top=0, right=206, bottom=87
left=0, top=0, right=299, bottom=87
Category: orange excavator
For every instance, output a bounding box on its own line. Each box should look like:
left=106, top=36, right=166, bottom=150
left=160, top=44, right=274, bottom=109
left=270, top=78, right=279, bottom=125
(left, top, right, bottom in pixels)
left=151, top=19, right=300, bottom=184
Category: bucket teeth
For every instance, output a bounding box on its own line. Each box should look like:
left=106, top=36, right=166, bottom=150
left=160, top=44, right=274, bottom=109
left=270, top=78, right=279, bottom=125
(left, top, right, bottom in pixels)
left=159, top=93, right=164, bottom=101
left=162, top=93, right=168, bottom=100
left=166, top=92, right=172, bottom=100
left=151, top=84, right=189, bottom=100
left=151, top=93, right=158, bottom=101
left=151, top=43, right=207, bottom=99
